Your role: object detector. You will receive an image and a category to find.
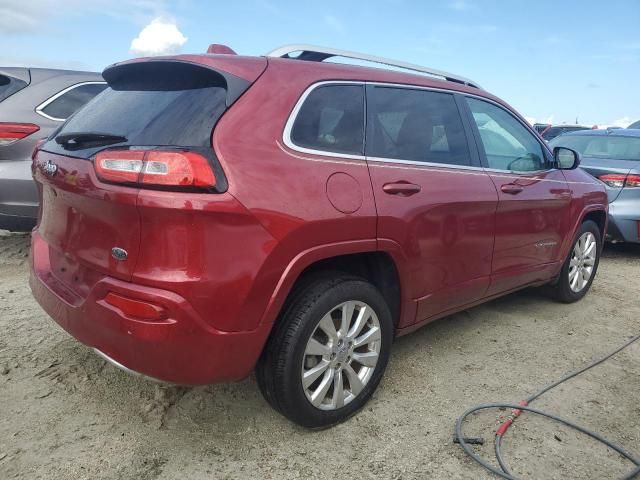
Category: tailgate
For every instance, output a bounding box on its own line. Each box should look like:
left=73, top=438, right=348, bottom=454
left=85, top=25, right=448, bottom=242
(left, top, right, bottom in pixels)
left=32, top=56, right=265, bottom=292
left=33, top=151, right=141, bottom=285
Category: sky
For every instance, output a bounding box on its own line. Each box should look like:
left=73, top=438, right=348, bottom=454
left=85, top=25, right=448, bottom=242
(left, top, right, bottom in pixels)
left=1, top=0, right=638, bottom=127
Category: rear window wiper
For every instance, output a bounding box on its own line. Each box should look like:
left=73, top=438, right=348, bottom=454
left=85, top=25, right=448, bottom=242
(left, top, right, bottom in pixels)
left=55, top=132, right=127, bottom=150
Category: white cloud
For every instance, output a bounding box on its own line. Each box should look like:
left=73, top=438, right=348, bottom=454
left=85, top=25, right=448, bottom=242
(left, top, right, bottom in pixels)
left=0, top=0, right=46, bottom=33
left=130, top=18, right=188, bottom=57
left=612, top=116, right=633, bottom=128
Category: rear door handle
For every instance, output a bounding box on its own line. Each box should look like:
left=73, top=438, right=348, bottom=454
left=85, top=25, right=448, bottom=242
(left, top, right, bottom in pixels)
left=382, top=182, right=421, bottom=196
left=500, top=184, right=524, bottom=195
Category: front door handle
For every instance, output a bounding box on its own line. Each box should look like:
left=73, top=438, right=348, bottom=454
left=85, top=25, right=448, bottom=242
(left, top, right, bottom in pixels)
left=382, top=182, right=421, bottom=196
left=500, top=184, right=524, bottom=195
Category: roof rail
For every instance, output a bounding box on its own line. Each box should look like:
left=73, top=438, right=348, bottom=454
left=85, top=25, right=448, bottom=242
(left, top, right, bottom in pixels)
left=266, top=44, right=481, bottom=89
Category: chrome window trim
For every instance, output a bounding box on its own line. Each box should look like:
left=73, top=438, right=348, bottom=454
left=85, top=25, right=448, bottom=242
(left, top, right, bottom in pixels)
left=282, top=80, right=553, bottom=174
left=35, top=81, right=107, bottom=122
left=366, top=155, right=485, bottom=172
left=282, top=80, right=367, bottom=160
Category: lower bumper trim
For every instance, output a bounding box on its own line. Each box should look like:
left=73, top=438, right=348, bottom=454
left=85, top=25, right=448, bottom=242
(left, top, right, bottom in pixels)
left=92, top=348, right=172, bottom=385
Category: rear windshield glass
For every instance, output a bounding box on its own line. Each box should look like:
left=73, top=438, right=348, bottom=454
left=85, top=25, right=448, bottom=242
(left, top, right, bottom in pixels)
left=550, top=135, right=640, bottom=161
left=45, top=62, right=231, bottom=158
left=0, top=74, right=28, bottom=102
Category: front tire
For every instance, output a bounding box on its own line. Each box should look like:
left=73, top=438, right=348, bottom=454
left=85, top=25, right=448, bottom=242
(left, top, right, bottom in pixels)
left=256, top=274, right=393, bottom=428
left=552, top=220, right=601, bottom=303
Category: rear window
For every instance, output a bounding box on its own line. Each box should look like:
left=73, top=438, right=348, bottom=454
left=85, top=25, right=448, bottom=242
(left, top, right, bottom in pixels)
left=290, top=84, right=365, bottom=155
left=550, top=135, right=640, bottom=161
left=0, top=74, right=28, bottom=102
left=38, top=83, right=107, bottom=121
left=45, top=61, right=245, bottom=158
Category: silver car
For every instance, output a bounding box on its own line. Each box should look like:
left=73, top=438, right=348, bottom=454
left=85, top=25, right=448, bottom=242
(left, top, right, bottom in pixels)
left=550, top=129, right=640, bottom=243
left=0, top=68, right=105, bottom=231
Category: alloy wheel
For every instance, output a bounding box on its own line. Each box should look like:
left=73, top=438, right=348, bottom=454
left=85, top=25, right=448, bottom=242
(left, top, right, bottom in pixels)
left=568, top=231, right=597, bottom=293
left=301, top=300, right=381, bottom=410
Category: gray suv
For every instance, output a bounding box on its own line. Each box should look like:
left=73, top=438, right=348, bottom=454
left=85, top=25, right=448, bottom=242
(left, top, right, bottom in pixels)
left=0, top=67, right=105, bottom=231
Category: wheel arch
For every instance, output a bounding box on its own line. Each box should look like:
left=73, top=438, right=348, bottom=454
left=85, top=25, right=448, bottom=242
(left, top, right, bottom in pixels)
left=259, top=240, right=412, bottom=331
left=582, top=209, right=607, bottom=240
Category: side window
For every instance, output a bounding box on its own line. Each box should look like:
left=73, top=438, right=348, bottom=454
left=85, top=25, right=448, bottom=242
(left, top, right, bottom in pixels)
left=466, top=97, right=546, bottom=172
left=366, top=86, right=471, bottom=166
left=40, top=83, right=107, bottom=121
left=290, top=84, right=364, bottom=155
left=0, top=74, right=28, bottom=102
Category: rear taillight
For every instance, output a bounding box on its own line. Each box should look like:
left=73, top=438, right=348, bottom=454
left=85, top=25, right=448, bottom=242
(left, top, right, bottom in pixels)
left=626, top=174, right=640, bottom=188
left=599, top=174, right=626, bottom=188
left=94, top=149, right=216, bottom=189
left=599, top=174, right=640, bottom=188
left=0, top=122, right=40, bottom=146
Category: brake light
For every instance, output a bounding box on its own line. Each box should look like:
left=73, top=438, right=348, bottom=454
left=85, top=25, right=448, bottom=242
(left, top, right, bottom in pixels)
left=0, top=122, right=40, bottom=146
left=599, top=174, right=627, bottom=188
left=599, top=173, right=640, bottom=188
left=94, top=149, right=216, bottom=189
left=626, top=174, right=640, bottom=188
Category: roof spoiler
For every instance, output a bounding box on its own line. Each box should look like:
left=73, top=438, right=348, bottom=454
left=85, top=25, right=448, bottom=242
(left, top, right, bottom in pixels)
left=102, top=60, right=250, bottom=107
left=207, top=44, right=237, bottom=55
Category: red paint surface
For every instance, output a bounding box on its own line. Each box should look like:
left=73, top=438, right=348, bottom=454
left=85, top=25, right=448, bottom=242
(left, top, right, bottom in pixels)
left=30, top=54, right=608, bottom=384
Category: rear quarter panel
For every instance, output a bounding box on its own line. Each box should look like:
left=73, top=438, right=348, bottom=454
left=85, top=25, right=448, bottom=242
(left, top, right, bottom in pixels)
left=212, top=60, right=379, bottom=330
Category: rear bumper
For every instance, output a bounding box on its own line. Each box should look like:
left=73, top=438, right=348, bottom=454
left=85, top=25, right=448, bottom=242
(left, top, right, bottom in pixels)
left=0, top=159, right=38, bottom=230
left=607, top=200, right=639, bottom=243
left=29, top=232, right=271, bottom=385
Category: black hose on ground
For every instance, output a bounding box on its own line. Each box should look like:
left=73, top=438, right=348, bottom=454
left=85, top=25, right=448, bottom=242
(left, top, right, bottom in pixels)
left=455, top=333, right=640, bottom=479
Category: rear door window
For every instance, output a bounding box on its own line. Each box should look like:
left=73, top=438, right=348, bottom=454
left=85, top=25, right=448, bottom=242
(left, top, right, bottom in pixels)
left=0, top=74, right=28, bottom=102
left=290, top=84, right=365, bottom=155
left=366, top=86, right=471, bottom=166
left=38, top=83, right=107, bottom=121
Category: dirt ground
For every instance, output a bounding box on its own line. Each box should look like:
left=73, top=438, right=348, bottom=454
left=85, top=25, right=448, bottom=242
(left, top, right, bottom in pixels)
left=1, top=230, right=638, bottom=480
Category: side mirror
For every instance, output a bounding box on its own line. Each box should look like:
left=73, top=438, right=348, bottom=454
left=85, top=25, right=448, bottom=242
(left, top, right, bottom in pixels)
left=554, top=146, right=580, bottom=170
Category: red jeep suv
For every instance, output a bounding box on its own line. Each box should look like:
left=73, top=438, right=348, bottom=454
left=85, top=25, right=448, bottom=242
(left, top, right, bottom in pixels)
left=30, top=44, right=608, bottom=428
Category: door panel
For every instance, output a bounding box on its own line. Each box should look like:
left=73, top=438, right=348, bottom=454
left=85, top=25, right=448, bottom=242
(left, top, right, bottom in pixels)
left=366, top=86, right=498, bottom=324
left=463, top=96, right=572, bottom=295
left=485, top=170, right=571, bottom=294
left=370, top=164, right=498, bottom=320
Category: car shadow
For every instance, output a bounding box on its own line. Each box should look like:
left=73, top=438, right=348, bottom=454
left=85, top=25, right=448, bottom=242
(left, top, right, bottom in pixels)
left=602, top=241, right=640, bottom=259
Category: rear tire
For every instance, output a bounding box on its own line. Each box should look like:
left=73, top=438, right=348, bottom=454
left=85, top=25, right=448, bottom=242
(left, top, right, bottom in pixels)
left=551, top=220, right=601, bottom=303
left=256, top=274, right=393, bottom=428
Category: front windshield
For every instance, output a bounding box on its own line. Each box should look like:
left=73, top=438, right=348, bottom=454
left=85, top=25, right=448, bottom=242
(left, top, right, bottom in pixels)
left=549, top=134, right=640, bottom=161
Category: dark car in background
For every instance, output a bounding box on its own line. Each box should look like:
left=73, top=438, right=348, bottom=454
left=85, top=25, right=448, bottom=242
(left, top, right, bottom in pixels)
left=540, top=124, right=591, bottom=142
left=0, top=68, right=105, bottom=231
left=550, top=129, right=640, bottom=243
left=533, top=123, right=550, bottom=134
